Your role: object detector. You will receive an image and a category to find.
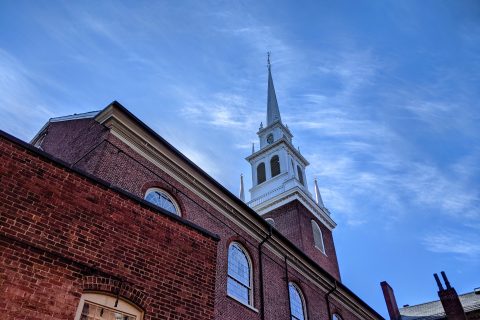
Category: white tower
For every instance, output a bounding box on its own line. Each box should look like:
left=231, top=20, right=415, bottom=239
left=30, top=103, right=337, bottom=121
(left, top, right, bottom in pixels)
left=246, top=56, right=330, bottom=222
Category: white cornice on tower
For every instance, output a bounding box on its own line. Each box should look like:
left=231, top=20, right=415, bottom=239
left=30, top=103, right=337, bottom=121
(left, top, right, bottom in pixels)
left=246, top=136, right=309, bottom=166
left=250, top=186, right=335, bottom=230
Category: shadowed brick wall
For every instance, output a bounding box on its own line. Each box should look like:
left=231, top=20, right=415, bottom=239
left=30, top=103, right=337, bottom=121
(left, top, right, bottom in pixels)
left=263, top=200, right=341, bottom=280
left=0, top=132, right=218, bottom=320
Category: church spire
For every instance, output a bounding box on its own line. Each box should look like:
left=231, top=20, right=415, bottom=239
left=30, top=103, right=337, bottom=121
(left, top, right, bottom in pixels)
left=267, top=52, right=281, bottom=126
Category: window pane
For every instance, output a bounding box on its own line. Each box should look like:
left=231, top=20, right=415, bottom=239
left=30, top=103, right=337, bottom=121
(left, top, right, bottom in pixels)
left=227, top=277, right=250, bottom=305
left=289, top=283, right=305, bottom=320
left=145, top=190, right=178, bottom=215
left=271, top=155, right=280, bottom=177
left=312, top=220, right=325, bottom=253
left=227, top=244, right=250, bottom=286
left=257, top=163, right=266, bottom=184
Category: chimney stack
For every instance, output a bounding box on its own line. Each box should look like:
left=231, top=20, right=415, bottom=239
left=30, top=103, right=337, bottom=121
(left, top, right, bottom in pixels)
left=433, top=272, right=466, bottom=320
left=434, top=273, right=445, bottom=291
left=381, top=281, right=401, bottom=320
left=441, top=271, right=452, bottom=289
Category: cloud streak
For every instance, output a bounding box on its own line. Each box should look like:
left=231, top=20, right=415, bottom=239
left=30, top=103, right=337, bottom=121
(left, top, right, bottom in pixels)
left=0, top=49, right=56, bottom=140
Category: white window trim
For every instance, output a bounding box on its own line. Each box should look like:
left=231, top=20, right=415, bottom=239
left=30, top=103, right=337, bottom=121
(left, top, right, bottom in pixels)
left=227, top=242, right=254, bottom=308
left=74, top=292, right=143, bottom=320
left=226, top=292, right=259, bottom=313
left=289, top=282, right=308, bottom=320
left=144, top=187, right=181, bottom=216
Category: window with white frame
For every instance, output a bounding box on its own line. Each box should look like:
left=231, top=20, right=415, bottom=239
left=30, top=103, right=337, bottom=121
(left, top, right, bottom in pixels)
left=311, top=220, right=325, bottom=254
left=144, top=188, right=180, bottom=216
left=227, top=242, right=253, bottom=306
left=74, top=292, right=143, bottom=320
left=289, top=282, right=307, bottom=320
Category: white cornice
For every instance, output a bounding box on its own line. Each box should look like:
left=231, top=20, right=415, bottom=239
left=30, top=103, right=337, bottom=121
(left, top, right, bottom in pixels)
left=246, top=137, right=309, bottom=166
left=253, top=186, right=336, bottom=230
left=257, top=120, right=293, bottom=138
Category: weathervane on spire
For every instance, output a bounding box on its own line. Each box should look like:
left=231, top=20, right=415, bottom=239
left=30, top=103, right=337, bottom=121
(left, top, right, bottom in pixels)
left=267, top=51, right=271, bottom=69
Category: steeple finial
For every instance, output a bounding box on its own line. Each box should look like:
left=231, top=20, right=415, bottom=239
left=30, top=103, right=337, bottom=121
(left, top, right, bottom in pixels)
left=314, top=178, right=325, bottom=208
left=239, top=174, right=245, bottom=202
left=267, top=52, right=281, bottom=126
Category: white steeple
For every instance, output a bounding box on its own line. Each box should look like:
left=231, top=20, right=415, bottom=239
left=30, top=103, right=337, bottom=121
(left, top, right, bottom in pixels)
left=245, top=54, right=334, bottom=229
left=246, top=54, right=313, bottom=213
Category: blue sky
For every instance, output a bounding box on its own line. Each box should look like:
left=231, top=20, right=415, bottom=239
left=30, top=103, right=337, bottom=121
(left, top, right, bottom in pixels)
left=1, top=0, right=479, bottom=316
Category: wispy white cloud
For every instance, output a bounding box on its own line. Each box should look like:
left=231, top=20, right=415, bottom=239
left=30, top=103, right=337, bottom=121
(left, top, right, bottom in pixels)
left=0, top=49, right=55, bottom=139
left=422, top=230, right=480, bottom=257
left=180, top=92, right=263, bottom=131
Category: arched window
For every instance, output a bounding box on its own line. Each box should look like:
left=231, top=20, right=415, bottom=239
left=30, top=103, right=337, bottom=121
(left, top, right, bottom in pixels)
left=332, top=314, right=343, bottom=320
left=74, top=292, right=143, bottom=320
left=297, top=165, right=304, bottom=185
left=265, top=218, right=275, bottom=227
left=257, top=162, right=266, bottom=184
left=271, top=155, right=280, bottom=177
left=227, top=242, right=253, bottom=306
left=289, top=282, right=307, bottom=320
left=311, top=220, right=325, bottom=254
left=144, top=188, right=180, bottom=216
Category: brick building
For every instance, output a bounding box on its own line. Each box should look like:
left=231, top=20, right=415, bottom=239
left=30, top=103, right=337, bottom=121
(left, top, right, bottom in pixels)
left=1, top=64, right=383, bottom=319
left=0, top=130, right=218, bottom=320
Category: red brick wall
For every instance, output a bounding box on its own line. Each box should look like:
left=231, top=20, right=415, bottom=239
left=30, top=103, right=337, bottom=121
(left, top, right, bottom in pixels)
left=38, top=118, right=109, bottom=165
left=263, top=200, right=341, bottom=280
left=0, top=133, right=218, bottom=320
left=34, top=118, right=375, bottom=320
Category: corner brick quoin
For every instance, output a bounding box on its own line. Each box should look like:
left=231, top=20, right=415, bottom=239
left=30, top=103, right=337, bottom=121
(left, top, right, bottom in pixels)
left=0, top=132, right=218, bottom=320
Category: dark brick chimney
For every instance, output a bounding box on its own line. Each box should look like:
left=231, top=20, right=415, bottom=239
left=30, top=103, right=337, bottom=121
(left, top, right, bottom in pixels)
left=434, top=272, right=466, bottom=320
left=381, top=281, right=401, bottom=320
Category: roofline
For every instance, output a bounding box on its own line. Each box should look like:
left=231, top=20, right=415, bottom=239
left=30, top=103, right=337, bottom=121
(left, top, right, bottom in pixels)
left=400, top=290, right=480, bottom=311
left=94, top=100, right=383, bottom=319
left=30, top=110, right=100, bottom=145
left=0, top=128, right=220, bottom=242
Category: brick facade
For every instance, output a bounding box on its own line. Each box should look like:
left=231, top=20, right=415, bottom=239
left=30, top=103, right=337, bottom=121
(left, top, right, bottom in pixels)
left=263, top=200, right=341, bottom=280
left=2, top=102, right=383, bottom=320
left=0, top=132, right=218, bottom=320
